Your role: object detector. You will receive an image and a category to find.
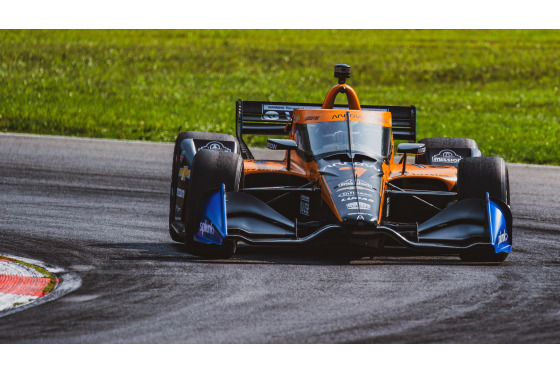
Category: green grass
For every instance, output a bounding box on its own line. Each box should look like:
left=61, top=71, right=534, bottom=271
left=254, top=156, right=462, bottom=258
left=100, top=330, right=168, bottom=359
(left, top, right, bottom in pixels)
left=1, top=30, right=559, bottom=164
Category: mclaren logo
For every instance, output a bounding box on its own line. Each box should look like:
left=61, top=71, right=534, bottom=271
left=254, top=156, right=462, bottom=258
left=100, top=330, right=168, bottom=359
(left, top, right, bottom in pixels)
left=432, top=149, right=462, bottom=163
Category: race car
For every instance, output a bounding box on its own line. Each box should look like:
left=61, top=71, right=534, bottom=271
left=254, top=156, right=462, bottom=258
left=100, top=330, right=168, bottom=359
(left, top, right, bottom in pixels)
left=169, top=64, right=512, bottom=262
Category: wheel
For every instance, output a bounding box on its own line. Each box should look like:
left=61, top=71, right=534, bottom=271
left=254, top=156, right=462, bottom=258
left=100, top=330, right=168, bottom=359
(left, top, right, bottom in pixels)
left=415, top=137, right=481, bottom=165
left=457, top=156, right=510, bottom=262
left=183, top=149, right=243, bottom=259
left=169, top=131, right=239, bottom=243
left=457, top=156, right=509, bottom=205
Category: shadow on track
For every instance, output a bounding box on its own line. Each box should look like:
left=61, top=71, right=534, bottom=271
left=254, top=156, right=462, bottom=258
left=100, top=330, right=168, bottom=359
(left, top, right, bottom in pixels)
left=94, top=242, right=508, bottom=267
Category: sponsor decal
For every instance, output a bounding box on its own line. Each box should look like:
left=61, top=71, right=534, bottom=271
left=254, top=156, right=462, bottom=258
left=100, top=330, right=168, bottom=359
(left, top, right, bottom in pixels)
left=341, top=197, right=375, bottom=203
left=346, top=202, right=372, bottom=210
left=338, top=191, right=355, bottom=198
left=338, top=190, right=375, bottom=198
left=178, top=166, right=191, bottom=180
left=322, top=161, right=380, bottom=172
left=176, top=188, right=185, bottom=198
left=261, top=104, right=311, bottom=121
left=331, top=113, right=363, bottom=120
left=498, top=230, right=509, bottom=245
left=198, top=141, right=232, bottom=152
left=338, top=179, right=354, bottom=188
left=263, top=111, right=281, bottom=120
left=347, top=212, right=375, bottom=217
left=198, top=220, right=215, bottom=236
left=300, top=195, right=310, bottom=216
left=305, top=116, right=319, bottom=121
left=174, top=216, right=182, bottom=221
left=175, top=205, right=182, bottom=214
left=432, top=149, right=462, bottom=163
left=356, top=180, right=374, bottom=189
left=267, top=140, right=278, bottom=150
left=263, top=104, right=309, bottom=112
left=338, top=185, right=377, bottom=193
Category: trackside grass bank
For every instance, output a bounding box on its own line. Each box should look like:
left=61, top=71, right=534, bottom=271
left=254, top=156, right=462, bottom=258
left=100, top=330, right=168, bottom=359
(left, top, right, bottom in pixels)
left=1, top=30, right=559, bottom=164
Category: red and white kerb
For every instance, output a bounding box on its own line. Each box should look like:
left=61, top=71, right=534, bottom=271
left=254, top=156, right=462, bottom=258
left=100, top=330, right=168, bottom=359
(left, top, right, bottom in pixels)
left=0, top=258, right=56, bottom=312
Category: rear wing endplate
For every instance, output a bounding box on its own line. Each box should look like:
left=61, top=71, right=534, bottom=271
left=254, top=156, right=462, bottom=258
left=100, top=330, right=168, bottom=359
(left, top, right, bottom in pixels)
left=236, top=99, right=416, bottom=159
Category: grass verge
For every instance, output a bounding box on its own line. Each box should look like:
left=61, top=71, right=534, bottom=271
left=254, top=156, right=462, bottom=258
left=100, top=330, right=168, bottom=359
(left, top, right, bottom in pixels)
left=1, top=30, right=559, bottom=164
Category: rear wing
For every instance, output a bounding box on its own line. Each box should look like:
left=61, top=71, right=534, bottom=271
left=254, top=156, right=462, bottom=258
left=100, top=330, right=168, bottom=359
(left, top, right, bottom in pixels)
left=236, top=99, right=416, bottom=159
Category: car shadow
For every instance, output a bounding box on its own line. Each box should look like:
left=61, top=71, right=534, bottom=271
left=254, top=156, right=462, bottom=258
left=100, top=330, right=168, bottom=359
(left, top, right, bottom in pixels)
left=95, top=242, right=508, bottom=267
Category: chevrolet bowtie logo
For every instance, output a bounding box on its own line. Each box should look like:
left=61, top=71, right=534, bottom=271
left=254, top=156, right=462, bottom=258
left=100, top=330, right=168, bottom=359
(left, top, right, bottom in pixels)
left=179, top=166, right=191, bottom=180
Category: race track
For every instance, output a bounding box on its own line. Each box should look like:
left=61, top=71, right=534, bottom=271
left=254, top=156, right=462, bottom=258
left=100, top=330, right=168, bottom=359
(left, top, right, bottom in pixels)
left=0, top=133, right=559, bottom=343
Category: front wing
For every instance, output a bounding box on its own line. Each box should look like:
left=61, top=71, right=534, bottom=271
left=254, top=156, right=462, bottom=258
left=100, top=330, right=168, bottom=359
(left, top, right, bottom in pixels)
left=194, top=185, right=512, bottom=255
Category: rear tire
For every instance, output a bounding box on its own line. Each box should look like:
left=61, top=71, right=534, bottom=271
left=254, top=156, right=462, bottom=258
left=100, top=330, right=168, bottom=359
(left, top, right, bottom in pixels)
left=184, top=149, right=243, bottom=259
left=415, top=137, right=481, bottom=165
left=457, top=156, right=510, bottom=262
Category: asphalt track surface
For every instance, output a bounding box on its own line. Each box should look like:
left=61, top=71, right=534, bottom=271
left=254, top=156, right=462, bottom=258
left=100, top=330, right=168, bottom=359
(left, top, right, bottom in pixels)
left=0, top=133, right=558, bottom=343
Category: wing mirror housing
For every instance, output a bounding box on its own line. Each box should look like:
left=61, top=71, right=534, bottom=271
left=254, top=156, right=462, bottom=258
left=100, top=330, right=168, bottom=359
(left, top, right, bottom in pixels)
left=267, top=139, right=297, bottom=170
left=267, top=139, right=297, bottom=151
left=397, top=143, right=426, bottom=174
left=397, top=143, right=426, bottom=155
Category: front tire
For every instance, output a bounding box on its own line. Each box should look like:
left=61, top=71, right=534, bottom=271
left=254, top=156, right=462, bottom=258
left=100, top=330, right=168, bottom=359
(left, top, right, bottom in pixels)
left=457, top=156, right=510, bottom=205
left=184, top=149, right=243, bottom=259
left=457, top=156, right=510, bottom=262
left=169, top=131, right=239, bottom=243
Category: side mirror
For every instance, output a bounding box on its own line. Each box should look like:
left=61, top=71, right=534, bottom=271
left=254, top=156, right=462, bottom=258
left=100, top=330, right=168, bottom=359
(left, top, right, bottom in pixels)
left=396, top=143, right=425, bottom=174
left=267, top=139, right=297, bottom=170
left=397, top=143, right=426, bottom=155
left=267, top=139, right=297, bottom=151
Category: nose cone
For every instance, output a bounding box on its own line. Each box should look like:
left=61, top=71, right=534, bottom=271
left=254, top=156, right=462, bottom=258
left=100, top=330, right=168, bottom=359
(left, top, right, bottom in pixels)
left=318, top=159, right=384, bottom=225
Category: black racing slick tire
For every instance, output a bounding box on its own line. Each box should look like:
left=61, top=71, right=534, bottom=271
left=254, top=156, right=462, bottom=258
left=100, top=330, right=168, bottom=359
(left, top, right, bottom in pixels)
left=169, top=131, right=239, bottom=243
left=184, top=149, right=243, bottom=259
left=457, top=156, right=510, bottom=262
left=457, top=156, right=510, bottom=205
left=418, top=137, right=479, bottom=149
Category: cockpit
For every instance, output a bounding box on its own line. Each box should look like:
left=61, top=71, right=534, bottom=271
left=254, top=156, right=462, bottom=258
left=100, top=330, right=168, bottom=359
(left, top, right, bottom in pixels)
left=295, top=119, right=392, bottom=160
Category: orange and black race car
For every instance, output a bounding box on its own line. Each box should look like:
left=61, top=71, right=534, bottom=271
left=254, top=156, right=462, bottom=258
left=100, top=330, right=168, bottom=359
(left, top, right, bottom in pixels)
left=169, top=64, right=512, bottom=262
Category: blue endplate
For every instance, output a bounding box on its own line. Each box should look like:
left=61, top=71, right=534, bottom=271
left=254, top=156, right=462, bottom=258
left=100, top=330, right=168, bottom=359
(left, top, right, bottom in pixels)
left=194, top=183, right=228, bottom=245
left=486, top=192, right=512, bottom=254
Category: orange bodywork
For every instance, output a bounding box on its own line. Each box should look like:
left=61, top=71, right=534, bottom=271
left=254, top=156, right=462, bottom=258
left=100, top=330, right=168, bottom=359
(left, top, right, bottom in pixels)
left=242, top=83, right=458, bottom=223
